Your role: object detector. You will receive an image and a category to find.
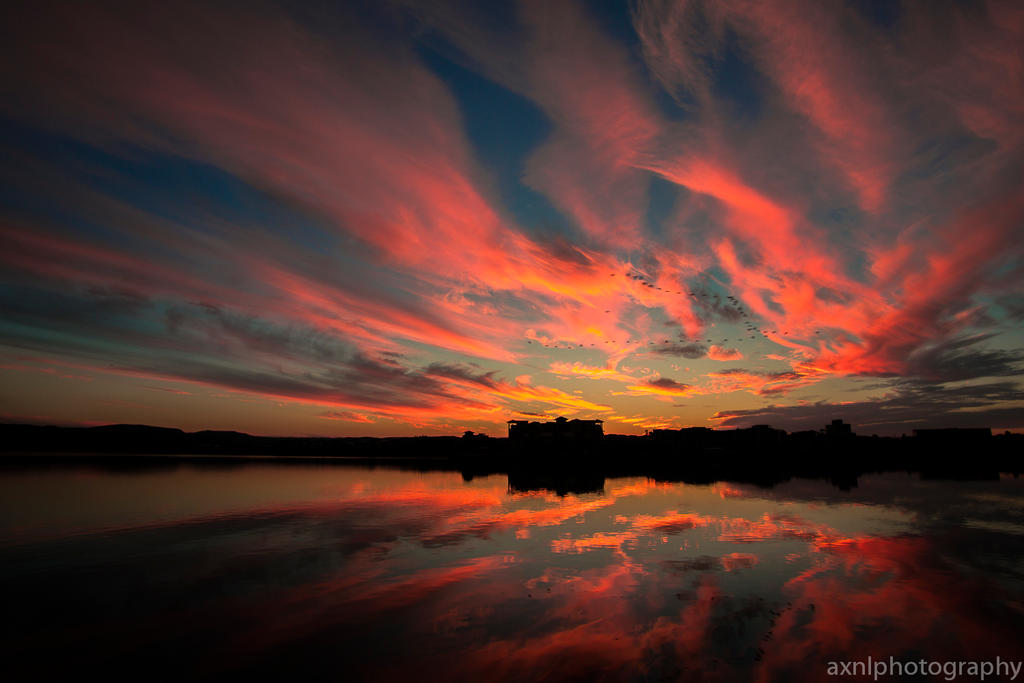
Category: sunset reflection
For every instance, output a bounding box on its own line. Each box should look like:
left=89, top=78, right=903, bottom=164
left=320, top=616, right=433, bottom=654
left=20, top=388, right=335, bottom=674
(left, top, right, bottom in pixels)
left=2, top=465, right=1023, bottom=681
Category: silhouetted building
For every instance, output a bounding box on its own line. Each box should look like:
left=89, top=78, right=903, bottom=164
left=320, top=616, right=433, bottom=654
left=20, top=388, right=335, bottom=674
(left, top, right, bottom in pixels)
left=825, top=419, right=853, bottom=439
left=507, top=416, right=603, bottom=440
left=711, top=425, right=786, bottom=449
left=748, top=424, right=785, bottom=444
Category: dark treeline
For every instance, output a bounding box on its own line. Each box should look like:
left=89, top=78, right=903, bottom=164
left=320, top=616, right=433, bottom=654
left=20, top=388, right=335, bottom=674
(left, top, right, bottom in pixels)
left=1, top=422, right=1021, bottom=493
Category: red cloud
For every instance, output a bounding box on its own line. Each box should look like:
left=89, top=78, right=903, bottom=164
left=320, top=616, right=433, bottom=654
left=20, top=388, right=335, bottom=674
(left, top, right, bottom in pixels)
left=2, top=0, right=1022, bottom=432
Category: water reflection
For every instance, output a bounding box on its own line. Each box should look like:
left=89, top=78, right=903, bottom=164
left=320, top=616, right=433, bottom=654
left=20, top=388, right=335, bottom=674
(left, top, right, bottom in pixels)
left=1, top=464, right=1022, bottom=681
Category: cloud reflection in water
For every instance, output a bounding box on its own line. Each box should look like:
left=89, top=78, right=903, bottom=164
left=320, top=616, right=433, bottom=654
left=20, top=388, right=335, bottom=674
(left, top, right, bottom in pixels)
left=1, top=465, right=1022, bottom=681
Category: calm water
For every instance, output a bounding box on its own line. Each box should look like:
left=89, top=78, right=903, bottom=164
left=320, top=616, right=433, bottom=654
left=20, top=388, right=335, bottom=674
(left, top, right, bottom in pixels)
left=2, top=461, right=1023, bottom=681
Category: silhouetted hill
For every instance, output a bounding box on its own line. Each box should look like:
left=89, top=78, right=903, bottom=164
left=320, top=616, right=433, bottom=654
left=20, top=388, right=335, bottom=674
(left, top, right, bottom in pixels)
left=0, top=423, right=469, bottom=457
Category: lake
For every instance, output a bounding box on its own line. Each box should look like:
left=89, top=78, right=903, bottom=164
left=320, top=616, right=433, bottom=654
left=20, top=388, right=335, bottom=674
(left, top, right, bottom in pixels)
left=2, top=460, right=1023, bottom=681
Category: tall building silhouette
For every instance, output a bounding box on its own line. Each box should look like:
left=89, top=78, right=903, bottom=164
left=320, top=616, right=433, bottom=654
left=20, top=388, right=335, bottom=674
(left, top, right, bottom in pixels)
left=507, top=416, right=603, bottom=440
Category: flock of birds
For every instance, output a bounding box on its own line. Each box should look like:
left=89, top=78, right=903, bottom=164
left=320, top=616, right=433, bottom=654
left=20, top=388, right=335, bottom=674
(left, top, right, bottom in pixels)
left=525, top=269, right=823, bottom=350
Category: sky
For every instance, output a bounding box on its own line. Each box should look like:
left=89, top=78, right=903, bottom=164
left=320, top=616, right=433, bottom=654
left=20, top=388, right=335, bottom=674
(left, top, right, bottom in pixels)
left=0, top=0, right=1021, bottom=437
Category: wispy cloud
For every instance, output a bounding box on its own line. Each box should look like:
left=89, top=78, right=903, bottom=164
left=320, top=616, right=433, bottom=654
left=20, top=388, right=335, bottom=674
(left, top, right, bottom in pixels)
left=0, top=0, right=1020, bottom=433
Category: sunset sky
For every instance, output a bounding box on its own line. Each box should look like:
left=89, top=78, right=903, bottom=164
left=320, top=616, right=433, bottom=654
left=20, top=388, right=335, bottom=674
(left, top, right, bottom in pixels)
left=1, top=0, right=1021, bottom=436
